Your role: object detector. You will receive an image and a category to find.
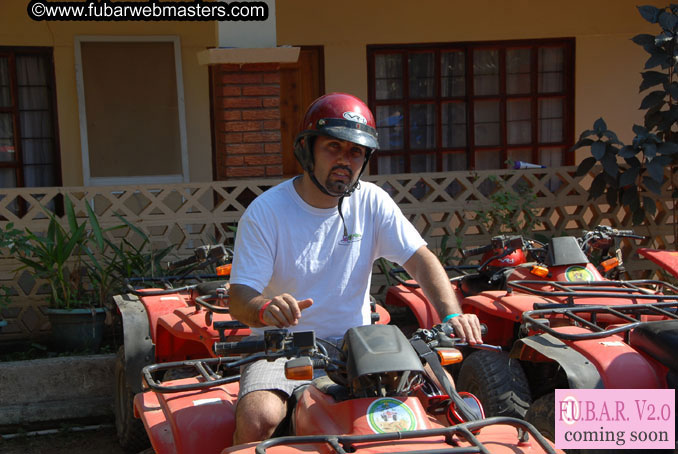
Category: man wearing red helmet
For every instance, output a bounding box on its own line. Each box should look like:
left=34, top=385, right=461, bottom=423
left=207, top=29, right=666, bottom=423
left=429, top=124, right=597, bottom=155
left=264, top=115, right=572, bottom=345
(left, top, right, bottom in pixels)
left=229, top=93, right=482, bottom=443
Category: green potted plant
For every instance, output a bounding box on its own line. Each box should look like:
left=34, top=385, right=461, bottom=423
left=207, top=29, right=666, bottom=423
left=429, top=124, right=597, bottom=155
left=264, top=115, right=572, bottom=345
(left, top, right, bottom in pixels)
left=12, top=196, right=117, bottom=352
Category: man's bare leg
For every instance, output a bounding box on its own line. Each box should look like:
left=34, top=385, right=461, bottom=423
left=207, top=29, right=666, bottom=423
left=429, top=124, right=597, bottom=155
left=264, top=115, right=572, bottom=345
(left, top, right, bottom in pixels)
left=233, top=390, right=288, bottom=445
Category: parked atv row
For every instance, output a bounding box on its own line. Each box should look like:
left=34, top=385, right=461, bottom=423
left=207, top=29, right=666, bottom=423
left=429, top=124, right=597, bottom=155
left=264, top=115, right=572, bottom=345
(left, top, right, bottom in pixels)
left=111, top=243, right=565, bottom=453
left=384, top=225, right=678, bottom=445
left=112, top=225, right=672, bottom=453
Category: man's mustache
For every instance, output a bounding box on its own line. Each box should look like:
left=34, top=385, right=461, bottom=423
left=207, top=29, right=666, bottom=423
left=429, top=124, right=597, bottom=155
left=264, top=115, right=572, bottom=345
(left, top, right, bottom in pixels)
left=330, top=165, right=353, bottom=179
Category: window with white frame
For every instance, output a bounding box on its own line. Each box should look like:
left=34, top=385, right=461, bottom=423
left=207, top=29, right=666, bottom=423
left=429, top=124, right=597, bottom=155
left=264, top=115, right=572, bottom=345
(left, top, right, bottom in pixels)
left=75, top=37, right=189, bottom=186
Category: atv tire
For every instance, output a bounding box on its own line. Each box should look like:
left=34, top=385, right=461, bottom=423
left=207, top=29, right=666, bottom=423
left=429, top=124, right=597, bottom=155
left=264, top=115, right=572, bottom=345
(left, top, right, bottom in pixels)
left=456, top=350, right=531, bottom=418
left=115, top=346, right=150, bottom=452
left=525, top=391, right=555, bottom=440
left=525, top=393, right=653, bottom=454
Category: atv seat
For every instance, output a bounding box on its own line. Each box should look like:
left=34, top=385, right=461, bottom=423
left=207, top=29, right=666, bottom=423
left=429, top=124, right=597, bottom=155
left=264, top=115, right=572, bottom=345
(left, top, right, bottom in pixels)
left=311, top=375, right=350, bottom=402
left=629, top=319, right=678, bottom=371
left=548, top=236, right=589, bottom=266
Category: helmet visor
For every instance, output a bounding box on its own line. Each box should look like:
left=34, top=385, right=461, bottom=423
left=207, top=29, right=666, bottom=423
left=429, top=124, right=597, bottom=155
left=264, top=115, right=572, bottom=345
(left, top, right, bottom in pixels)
left=317, top=118, right=379, bottom=150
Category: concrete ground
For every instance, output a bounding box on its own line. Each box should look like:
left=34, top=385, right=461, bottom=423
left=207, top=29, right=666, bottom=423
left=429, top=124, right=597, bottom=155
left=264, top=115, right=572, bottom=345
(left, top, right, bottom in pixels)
left=1, top=424, right=127, bottom=454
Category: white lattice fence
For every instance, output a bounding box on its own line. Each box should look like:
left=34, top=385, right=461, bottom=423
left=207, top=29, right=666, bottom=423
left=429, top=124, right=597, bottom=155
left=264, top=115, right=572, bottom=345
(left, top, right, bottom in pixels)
left=0, top=166, right=674, bottom=341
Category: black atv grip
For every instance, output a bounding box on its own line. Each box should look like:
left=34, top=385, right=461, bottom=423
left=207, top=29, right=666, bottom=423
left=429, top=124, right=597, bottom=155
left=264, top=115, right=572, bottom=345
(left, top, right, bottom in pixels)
left=461, top=244, right=493, bottom=258
left=615, top=231, right=646, bottom=239
left=168, top=254, right=198, bottom=270
left=213, top=338, right=265, bottom=355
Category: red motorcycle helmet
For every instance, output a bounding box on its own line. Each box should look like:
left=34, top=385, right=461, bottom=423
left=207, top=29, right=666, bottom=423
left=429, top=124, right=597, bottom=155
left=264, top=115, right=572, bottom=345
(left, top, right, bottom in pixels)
left=293, top=93, right=379, bottom=196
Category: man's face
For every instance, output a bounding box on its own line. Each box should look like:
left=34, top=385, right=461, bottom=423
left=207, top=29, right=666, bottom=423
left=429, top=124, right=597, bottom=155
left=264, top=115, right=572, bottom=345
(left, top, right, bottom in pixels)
left=312, top=135, right=367, bottom=195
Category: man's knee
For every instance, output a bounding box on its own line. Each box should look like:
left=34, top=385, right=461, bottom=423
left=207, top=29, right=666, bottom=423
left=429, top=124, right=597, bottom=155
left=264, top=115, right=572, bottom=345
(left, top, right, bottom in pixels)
left=235, top=390, right=288, bottom=444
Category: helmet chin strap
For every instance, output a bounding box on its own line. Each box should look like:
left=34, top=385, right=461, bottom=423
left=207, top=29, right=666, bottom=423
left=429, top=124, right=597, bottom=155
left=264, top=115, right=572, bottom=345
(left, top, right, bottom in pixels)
left=307, top=159, right=368, bottom=239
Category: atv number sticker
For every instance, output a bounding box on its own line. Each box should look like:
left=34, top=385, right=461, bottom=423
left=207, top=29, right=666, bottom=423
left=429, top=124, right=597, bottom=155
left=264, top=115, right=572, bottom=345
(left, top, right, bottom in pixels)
left=564, top=266, right=594, bottom=282
left=366, top=398, right=416, bottom=433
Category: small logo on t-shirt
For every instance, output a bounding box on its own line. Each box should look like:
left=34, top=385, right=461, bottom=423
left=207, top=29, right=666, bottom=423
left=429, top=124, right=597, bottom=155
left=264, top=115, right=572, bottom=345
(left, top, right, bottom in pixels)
left=340, top=232, right=362, bottom=245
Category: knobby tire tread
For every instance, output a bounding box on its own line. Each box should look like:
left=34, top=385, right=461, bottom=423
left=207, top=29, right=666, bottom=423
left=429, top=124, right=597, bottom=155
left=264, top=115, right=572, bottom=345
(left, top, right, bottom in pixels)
left=525, top=391, right=555, bottom=441
left=456, top=349, right=532, bottom=418
left=115, top=346, right=151, bottom=452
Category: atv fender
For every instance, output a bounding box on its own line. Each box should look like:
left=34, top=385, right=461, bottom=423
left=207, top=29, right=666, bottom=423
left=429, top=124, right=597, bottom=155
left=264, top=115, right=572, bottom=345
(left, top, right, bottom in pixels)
left=510, top=333, right=603, bottom=389
left=384, top=284, right=440, bottom=328
left=637, top=248, right=678, bottom=279
left=114, top=293, right=155, bottom=394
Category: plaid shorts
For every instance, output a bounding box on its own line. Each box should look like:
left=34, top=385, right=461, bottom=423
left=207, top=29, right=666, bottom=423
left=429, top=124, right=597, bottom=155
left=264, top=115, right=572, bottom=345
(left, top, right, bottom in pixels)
left=238, top=357, right=311, bottom=399
left=237, top=336, right=344, bottom=399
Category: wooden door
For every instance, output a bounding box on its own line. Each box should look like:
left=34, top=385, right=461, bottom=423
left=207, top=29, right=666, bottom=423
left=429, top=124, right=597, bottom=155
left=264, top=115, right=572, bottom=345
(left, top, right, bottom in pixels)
left=280, top=46, right=325, bottom=176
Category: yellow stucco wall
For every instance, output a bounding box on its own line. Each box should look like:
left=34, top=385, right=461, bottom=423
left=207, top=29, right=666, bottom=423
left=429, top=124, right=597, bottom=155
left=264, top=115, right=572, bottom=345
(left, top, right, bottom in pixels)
left=0, top=0, right=217, bottom=184
left=0, top=0, right=670, bottom=182
left=276, top=0, right=666, bottom=160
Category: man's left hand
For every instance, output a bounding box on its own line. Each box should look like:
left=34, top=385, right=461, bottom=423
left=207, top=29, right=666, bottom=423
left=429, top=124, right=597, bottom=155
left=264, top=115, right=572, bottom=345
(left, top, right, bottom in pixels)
left=446, top=313, right=482, bottom=344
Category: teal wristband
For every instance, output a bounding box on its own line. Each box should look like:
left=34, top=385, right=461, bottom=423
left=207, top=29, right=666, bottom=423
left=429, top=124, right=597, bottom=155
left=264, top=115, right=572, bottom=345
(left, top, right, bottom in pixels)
left=442, top=313, right=461, bottom=324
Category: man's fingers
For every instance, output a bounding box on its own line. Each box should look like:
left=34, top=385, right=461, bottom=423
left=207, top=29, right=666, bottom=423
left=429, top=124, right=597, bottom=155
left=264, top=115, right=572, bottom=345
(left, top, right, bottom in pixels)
left=298, top=298, right=313, bottom=310
left=264, top=304, right=288, bottom=328
left=261, top=295, right=313, bottom=327
left=268, top=296, right=296, bottom=326
left=461, top=314, right=482, bottom=344
left=448, top=314, right=483, bottom=344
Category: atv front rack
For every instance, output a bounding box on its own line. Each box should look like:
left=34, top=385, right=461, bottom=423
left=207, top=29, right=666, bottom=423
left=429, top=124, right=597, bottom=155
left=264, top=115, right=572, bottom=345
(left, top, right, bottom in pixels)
left=508, top=279, right=678, bottom=306
left=254, top=416, right=556, bottom=454
left=142, top=356, right=243, bottom=393
left=522, top=301, right=678, bottom=341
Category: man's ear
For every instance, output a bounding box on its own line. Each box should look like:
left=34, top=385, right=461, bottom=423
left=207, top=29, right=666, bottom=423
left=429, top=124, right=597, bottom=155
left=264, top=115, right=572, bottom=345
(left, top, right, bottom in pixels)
left=305, top=137, right=315, bottom=171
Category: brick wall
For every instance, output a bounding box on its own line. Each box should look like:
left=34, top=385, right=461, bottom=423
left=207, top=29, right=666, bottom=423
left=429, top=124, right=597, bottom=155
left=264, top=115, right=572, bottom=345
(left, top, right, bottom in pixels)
left=212, top=63, right=283, bottom=180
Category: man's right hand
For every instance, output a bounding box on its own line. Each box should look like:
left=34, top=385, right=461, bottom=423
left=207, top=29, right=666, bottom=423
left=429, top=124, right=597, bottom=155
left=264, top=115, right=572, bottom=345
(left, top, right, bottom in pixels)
left=260, top=294, right=313, bottom=328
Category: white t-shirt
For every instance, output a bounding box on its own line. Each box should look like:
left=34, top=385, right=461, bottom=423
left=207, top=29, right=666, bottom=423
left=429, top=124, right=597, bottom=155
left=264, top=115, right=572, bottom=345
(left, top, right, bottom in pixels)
left=230, top=178, right=426, bottom=338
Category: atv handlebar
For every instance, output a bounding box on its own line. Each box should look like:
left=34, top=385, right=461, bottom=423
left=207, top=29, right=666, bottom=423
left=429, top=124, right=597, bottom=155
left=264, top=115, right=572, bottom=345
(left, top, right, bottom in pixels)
left=214, top=337, right=266, bottom=355
left=582, top=225, right=647, bottom=242
left=461, top=244, right=494, bottom=258
left=167, top=244, right=231, bottom=271
left=213, top=322, right=497, bottom=360
left=413, top=323, right=498, bottom=351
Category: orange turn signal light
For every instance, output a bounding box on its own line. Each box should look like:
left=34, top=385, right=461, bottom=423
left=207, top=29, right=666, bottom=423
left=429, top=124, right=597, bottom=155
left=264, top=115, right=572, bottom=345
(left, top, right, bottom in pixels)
left=600, top=257, right=619, bottom=272
left=530, top=265, right=549, bottom=277
left=216, top=264, right=232, bottom=276
left=284, top=357, right=314, bottom=380
left=436, top=348, right=463, bottom=366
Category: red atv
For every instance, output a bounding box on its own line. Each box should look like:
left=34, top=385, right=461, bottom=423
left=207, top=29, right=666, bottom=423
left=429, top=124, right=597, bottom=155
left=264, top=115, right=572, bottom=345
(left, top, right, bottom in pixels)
left=113, top=244, right=250, bottom=451
left=113, top=244, right=392, bottom=452
left=519, top=300, right=678, bottom=440
left=133, top=323, right=561, bottom=454
left=384, top=226, right=661, bottom=421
